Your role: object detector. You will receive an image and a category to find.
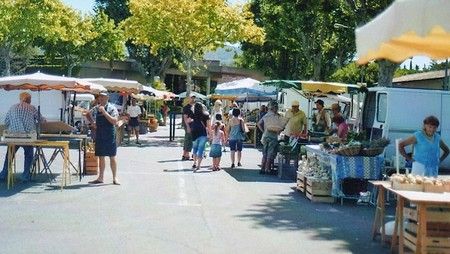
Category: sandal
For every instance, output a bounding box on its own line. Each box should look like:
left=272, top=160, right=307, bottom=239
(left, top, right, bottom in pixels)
left=89, top=179, right=103, bottom=184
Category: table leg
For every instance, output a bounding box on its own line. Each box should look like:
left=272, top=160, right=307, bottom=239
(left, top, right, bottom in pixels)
left=78, top=139, right=82, bottom=181
left=7, top=145, right=16, bottom=189
left=398, top=197, right=405, bottom=254
left=391, top=195, right=402, bottom=253
left=380, top=188, right=386, bottom=243
left=371, top=186, right=382, bottom=240
left=416, top=204, right=427, bottom=254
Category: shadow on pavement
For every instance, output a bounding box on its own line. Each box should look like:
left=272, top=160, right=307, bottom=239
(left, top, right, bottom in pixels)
left=225, top=167, right=295, bottom=183
left=121, top=138, right=181, bottom=148
left=235, top=190, right=391, bottom=254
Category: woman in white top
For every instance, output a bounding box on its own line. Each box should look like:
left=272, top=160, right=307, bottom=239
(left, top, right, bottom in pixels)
left=126, top=98, right=142, bottom=144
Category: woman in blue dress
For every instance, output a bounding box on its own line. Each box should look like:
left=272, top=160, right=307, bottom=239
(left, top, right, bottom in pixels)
left=399, top=116, right=449, bottom=177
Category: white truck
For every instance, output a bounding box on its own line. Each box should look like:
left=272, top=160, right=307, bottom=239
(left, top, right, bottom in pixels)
left=361, top=87, right=450, bottom=170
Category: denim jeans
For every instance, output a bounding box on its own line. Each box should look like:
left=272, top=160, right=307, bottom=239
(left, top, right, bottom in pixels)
left=192, top=136, right=208, bottom=157
left=0, top=146, right=34, bottom=180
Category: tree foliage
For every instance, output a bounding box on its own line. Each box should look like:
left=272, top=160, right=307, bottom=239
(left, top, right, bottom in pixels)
left=123, top=0, right=265, bottom=95
left=238, top=0, right=393, bottom=81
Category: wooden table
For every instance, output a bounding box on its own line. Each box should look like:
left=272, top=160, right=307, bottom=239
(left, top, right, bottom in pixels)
left=1, top=140, right=70, bottom=190
left=370, top=180, right=450, bottom=253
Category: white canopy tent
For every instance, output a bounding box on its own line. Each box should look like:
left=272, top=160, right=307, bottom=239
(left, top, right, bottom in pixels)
left=141, top=85, right=175, bottom=100
left=176, top=91, right=207, bottom=101
left=215, top=78, right=277, bottom=97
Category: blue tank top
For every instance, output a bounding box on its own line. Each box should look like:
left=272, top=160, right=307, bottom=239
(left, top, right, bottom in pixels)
left=413, top=130, right=440, bottom=174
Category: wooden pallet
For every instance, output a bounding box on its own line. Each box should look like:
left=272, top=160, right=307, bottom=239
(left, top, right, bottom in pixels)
left=296, top=172, right=306, bottom=193
left=305, top=177, right=334, bottom=203
left=403, top=206, right=450, bottom=253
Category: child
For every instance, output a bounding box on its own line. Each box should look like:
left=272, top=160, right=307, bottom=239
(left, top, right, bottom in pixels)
left=209, top=122, right=226, bottom=171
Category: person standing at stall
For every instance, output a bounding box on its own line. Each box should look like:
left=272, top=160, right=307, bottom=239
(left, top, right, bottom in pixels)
left=313, top=99, right=331, bottom=133
left=86, top=91, right=120, bottom=185
left=399, top=116, right=449, bottom=177
left=0, top=92, right=45, bottom=182
left=283, top=100, right=307, bottom=141
left=126, top=98, right=142, bottom=145
left=181, top=95, right=196, bottom=161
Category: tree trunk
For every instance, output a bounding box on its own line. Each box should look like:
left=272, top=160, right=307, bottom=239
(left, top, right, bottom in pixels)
left=0, top=45, right=12, bottom=76
left=185, top=58, right=193, bottom=97
left=67, top=63, right=75, bottom=77
left=312, top=53, right=322, bottom=80
left=377, top=60, right=399, bottom=87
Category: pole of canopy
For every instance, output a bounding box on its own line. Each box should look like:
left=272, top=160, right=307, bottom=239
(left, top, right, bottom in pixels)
left=444, top=59, right=449, bottom=90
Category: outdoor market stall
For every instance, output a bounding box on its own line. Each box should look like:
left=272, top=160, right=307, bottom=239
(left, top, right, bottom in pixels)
left=83, top=78, right=144, bottom=145
left=215, top=78, right=277, bottom=146
left=0, top=72, right=107, bottom=189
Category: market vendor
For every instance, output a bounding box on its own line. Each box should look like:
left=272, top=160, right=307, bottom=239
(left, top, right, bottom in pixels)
left=257, top=101, right=287, bottom=175
left=126, top=98, right=142, bottom=145
left=85, top=91, right=120, bottom=185
left=399, top=115, right=449, bottom=177
left=0, top=92, right=45, bottom=182
left=283, top=100, right=307, bottom=142
left=313, top=99, right=331, bottom=133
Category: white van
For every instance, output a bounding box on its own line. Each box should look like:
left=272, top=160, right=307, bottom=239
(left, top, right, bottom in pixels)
left=0, top=90, right=64, bottom=124
left=361, top=87, right=450, bottom=170
left=70, top=94, right=95, bottom=129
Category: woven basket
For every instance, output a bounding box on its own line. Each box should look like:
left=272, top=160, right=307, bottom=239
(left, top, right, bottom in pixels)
left=360, top=147, right=384, bottom=157
left=336, top=145, right=361, bottom=156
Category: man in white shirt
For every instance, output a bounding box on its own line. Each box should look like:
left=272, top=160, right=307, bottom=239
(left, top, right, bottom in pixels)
left=126, top=98, right=142, bottom=144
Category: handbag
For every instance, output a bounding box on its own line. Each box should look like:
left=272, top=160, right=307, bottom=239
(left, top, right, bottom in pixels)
left=239, top=119, right=248, bottom=140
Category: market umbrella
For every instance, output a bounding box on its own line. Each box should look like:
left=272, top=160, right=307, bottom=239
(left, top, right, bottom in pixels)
left=141, top=85, right=175, bottom=100
left=0, top=72, right=106, bottom=93
left=83, top=78, right=143, bottom=94
left=176, top=91, right=207, bottom=101
left=355, top=0, right=450, bottom=64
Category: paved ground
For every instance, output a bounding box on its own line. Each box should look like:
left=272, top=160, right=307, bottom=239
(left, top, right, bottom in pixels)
left=0, top=122, right=395, bottom=254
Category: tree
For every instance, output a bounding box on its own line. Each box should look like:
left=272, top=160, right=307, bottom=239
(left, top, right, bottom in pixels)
left=0, top=0, right=70, bottom=76
left=238, top=0, right=394, bottom=82
left=123, top=0, right=265, bottom=96
left=39, top=11, right=126, bottom=77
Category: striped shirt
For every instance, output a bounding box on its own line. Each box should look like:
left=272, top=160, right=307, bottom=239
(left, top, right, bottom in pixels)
left=5, top=102, right=41, bottom=133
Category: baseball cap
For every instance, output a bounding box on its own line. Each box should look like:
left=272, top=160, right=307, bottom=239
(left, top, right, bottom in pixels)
left=291, top=100, right=300, bottom=107
left=315, top=99, right=324, bottom=106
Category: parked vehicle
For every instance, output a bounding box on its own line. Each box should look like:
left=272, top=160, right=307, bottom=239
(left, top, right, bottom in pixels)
left=361, top=87, right=450, bottom=170
left=71, top=94, right=95, bottom=130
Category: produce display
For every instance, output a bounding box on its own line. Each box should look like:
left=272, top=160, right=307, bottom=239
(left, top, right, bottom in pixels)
left=297, top=155, right=331, bottom=181
left=390, top=173, right=450, bottom=192
left=320, top=137, right=390, bottom=157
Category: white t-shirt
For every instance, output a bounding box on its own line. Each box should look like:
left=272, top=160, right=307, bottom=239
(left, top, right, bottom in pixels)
left=127, top=105, right=142, bottom=118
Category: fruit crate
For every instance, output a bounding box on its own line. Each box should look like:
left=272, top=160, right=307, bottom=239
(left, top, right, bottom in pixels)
left=305, top=177, right=334, bottom=203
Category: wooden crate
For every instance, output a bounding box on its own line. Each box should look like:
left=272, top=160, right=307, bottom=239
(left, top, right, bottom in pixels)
left=85, top=151, right=98, bottom=175
left=391, top=181, right=423, bottom=192
left=403, top=206, right=450, bottom=253
left=305, top=177, right=334, bottom=203
left=296, top=172, right=306, bottom=193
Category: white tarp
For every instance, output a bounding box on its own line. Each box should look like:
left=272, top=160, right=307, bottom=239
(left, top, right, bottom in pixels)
left=215, top=78, right=277, bottom=97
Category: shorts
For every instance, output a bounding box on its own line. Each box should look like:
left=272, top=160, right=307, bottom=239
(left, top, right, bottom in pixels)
left=192, top=136, right=208, bottom=157
left=129, top=117, right=139, bottom=127
left=229, top=139, right=243, bottom=152
left=183, top=132, right=193, bottom=151
left=262, top=136, right=278, bottom=159
left=209, top=144, right=222, bottom=158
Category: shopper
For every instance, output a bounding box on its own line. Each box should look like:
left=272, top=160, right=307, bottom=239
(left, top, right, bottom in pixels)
left=209, top=122, right=226, bottom=171
left=399, top=115, right=449, bottom=177
left=190, top=102, right=211, bottom=172
left=227, top=108, right=246, bottom=168
left=257, top=101, right=287, bottom=174
left=313, top=99, right=331, bottom=133
left=126, top=98, right=142, bottom=144
left=181, top=95, right=196, bottom=161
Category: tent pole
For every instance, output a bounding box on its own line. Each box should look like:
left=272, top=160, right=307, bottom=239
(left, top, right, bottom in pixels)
left=444, top=59, right=449, bottom=90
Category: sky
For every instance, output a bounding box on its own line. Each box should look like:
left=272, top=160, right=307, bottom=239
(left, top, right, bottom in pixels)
left=62, top=0, right=432, bottom=69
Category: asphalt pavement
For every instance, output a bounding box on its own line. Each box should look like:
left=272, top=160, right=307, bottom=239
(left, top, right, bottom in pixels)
left=0, top=122, right=394, bottom=254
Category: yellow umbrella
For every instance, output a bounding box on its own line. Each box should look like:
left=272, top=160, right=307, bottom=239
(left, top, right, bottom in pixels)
left=356, top=0, right=450, bottom=64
